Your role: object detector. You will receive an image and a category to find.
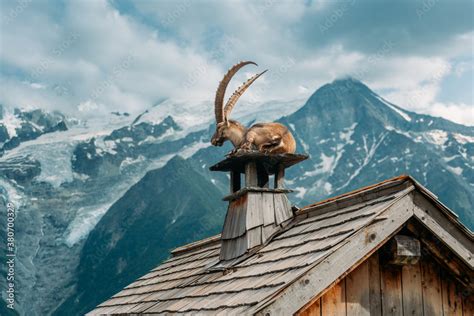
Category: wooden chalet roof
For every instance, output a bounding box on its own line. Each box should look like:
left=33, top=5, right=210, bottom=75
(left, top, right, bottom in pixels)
left=88, top=175, right=473, bottom=315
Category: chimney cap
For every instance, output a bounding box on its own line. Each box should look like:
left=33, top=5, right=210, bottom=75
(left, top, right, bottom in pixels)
left=209, top=152, right=308, bottom=174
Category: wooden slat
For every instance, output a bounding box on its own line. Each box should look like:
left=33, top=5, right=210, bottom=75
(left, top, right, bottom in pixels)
left=421, top=259, right=443, bottom=315
left=247, top=193, right=263, bottom=230
left=245, top=161, right=258, bottom=186
left=247, top=226, right=262, bottom=249
left=321, top=280, right=346, bottom=316
left=274, top=194, right=292, bottom=225
left=441, top=277, right=463, bottom=316
left=298, top=193, right=398, bottom=228
left=297, top=298, right=320, bottom=316
left=141, top=286, right=277, bottom=313
left=262, top=192, right=275, bottom=226
left=152, top=246, right=220, bottom=273
left=262, top=226, right=355, bottom=254
left=241, top=231, right=351, bottom=267
left=368, top=252, right=382, bottom=316
left=223, top=252, right=325, bottom=280
left=345, top=259, right=370, bottom=315
left=381, top=264, right=403, bottom=316
left=222, top=199, right=247, bottom=239
left=463, top=291, right=474, bottom=316
left=262, top=224, right=278, bottom=242
left=401, top=262, right=423, bottom=316
left=275, top=163, right=285, bottom=188
left=276, top=200, right=384, bottom=240
left=302, top=183, right=411, bottom=220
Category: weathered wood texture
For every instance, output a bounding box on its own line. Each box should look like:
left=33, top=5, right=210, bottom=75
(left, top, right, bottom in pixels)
left=422, top=258, right=444, bottom=315
left=321, top=281, right=346, bottom=316
left=441, top=276, right=463, bottom=316
left=388, top=235, right=421, bottom=265
left=345, top=260, right=370, bottom=316
left=401, top=262, right=423, bottom=316
left=209, top=152, right=308, bottom=173
left=245, top=161, right=258, bottom=187
left=89, top=176, right=473, bottom=316
left=368, top=253, right=382, bottom=315
left=381, top=265, right=403, bottom=316
left=298, top=249, right=471, bottom=316
left=299, top=298, right=321, bottom=316
left=220, top=191, right=293, bottom=261
left=275, top=164, right=285, bottom=188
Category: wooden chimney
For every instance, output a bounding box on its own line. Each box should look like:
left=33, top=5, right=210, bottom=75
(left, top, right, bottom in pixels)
left=210, top=152, right=308, bottom=262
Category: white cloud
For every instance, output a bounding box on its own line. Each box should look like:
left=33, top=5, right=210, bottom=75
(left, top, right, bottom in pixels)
left=0, top=0, right=472, bottom=127
left=0, top=0, right=223, bottom=117
left=427, top=102, right=474, bottom=126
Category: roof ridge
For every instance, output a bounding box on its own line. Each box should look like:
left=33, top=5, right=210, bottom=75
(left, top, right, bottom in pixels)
left=300, top=174, right=410, bottom=211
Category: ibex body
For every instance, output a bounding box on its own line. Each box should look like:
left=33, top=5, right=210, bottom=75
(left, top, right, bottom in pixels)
left=211, top=61, right=296, bottom=154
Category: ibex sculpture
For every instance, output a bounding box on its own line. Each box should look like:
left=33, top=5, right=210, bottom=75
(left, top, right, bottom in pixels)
left=211, top=61, right=296, bottom=155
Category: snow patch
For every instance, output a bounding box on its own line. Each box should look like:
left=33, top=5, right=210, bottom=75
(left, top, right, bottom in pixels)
left=304, top=153, right=335, bottom=177
left=1, top=110, right=23, bottom=138
left=137, top=127, right=177, bottom=145
left=339, top=123, right=357, bottom=144
left=424, top=130, right=448, bottom=146
left=96, top=139, right=118, bottom=155
left=180, top=138, right=211, bottom=159
left=323, top=182, right=333, bottom=194
left=374, top=94, right=411, bottom=122
left=120, top=155, right=146, bottom=171
left=73, top=172, right=89, bottom=181
left=453, top=133, right=474, bottom=145
left=299, top=136, right=310, bottom=152
left=385, top=125, right=421, bottom=142
left=320, top=153, right=336, bottom=173
left=337, top=133, right=388, bottom=191
left=34, top=142, right=75, bottom=188
left=443, top=155, right=458, bottom=162
left=63, top=203, right=112, bottom=247
left=0, top=179, right=24, bottom=208
left=447, top=166, right=463, bottom=176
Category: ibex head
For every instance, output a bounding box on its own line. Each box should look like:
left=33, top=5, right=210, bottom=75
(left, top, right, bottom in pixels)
left=211, top=61, right=267, bottom=148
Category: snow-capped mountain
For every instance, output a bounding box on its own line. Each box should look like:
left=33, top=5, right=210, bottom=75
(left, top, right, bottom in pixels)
left=0, top=79, right=472, bottom=315
left=0, top=105, right=69, bottom=156
left=280, top=79, right=473, bottom=214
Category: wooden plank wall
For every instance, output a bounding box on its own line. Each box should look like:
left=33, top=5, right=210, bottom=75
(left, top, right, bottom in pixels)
left=298, top=251, right=472, bottom=315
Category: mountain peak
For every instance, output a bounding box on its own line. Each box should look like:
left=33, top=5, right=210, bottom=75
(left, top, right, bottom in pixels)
left=327, top=77, right=372, bottom=93
left=331, top=76, right=364, bottom=85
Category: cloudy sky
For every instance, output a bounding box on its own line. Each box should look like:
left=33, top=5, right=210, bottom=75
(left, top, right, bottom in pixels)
left=1, top=0, right=473, bottom=125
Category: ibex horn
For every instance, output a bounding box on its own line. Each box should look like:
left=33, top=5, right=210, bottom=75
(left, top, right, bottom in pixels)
left=224, top=69, right=267, bottom=120
left=214, top=61, right=257, bottom=124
